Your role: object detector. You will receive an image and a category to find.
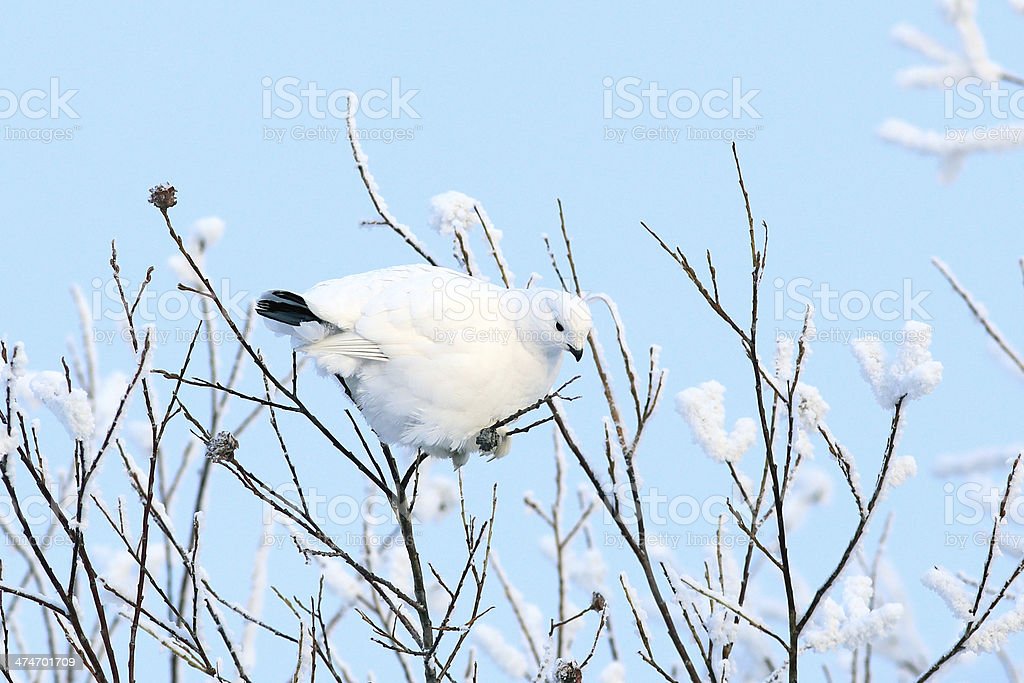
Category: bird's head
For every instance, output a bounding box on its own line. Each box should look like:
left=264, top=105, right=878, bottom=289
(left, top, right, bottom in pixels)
left=521, top=289, right=593, bottom=362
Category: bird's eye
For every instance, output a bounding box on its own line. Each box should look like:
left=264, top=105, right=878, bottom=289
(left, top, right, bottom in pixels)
left=555, top=322, right=565, bottom=332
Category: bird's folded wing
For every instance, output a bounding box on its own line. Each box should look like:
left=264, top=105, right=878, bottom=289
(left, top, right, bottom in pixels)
left=302, top=333, right=389, bottom=361
left=304, top=264, right=463, bottom=330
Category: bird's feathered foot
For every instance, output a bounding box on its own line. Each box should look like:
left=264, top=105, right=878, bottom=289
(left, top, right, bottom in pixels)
left=476, top=427, right=501, bottom=453
left=476, top=426, right=511, bottom=462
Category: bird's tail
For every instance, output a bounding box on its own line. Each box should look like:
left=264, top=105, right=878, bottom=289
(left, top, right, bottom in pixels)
left=255, top=290, right=321, bottom=326
left=256, top=290, right=382, bottom=375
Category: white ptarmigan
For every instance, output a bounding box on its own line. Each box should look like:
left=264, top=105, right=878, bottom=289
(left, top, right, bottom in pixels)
left=256, top=264, right=592, bottom=467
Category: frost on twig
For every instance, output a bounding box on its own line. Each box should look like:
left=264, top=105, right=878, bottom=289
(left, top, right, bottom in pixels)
left=803, top=576, right=903, bottom=652
left=8, top=127, right=1022, bottom=681
left=883, top=0, right=1024, bottom=180
left=923, top=566, right=977, bottom=620
left=850, top=321, right=943, bottom=408
left=676, top=381, right=757, bottom=464
left=344, top=95, right=437, bottom=265
left=29, top=370, right=95, bottom=441
left=932, top=256, right=1024, bottom=375
left=426, top=190, right=517, bottom=290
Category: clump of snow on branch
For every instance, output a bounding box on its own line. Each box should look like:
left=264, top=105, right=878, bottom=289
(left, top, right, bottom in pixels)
left=492, top=556, right=546, bottom=646
left=430, top=191, right=481, bottom=271
left=851, top=321, right=943, bottom=407
left=540, top=533, right=607, bottom=593
left=29, top=371, right=95, bottom=441
left=412, top=470, right=458, bottom=523
left=878, top=120, right=1024, bottom=183
left=99, top=544, right=167, bottom=606
left=775, top=336, right=795, bottom=380
left=785, top=383, right=830, bottom=460
left=599, top=661, right=626, bottom=683
left=933, top=444, right=1024, bottom=476
left=872, top=559, right=933, bottom=671
left=474, top=624, right=530, bottom=678
left=784, top=468, right=834, bottom=529
left=922, top=566, right=975, bottom=620
left=429, top=191, right=484, bottom=237
left=676, top=380, right=757, bottom=463
left=1, top=341, right=33, bottom=409
left=885, top=455, right=919, bottom=494
left=7, top=341, right=29, bottom=377
left=192, top=216, right=225, bottom=247
left=0, top=432, right=17, bottom=457
left=883, top=0, right=1024, bottom=180
left=569, top=547, right=607, bottom=593
left=666, top=563, right=774, bottom=655
left=892, top=0, right=1002, bottom=87
left=967, top=599, right=1024, bottom=652
left=794, top=384, right=829, bottom=428
left=804, top=576, right=903, bottom=652
left=317, top=553, right=365, bottom=605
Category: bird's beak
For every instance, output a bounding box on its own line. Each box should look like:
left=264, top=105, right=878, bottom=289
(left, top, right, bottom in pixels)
left=568, top=345, right=584, bottom=362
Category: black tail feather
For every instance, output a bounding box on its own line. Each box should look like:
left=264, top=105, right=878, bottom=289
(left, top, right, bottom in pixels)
left=256, top=290, right=321, bottom=326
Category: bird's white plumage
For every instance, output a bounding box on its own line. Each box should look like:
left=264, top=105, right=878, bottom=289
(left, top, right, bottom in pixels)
left=263, top=265, right=592, bottom=467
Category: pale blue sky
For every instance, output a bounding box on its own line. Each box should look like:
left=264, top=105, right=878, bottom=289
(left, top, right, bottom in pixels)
left=2, top=2, right=1023, bottom=680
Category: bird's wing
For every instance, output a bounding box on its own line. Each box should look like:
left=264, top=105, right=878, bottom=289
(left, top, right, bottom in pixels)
left=303, top=264, right=463, bottom=330
left=301, top=333, right=389, bottom=361
left=299, top=265, right=471, bottom=366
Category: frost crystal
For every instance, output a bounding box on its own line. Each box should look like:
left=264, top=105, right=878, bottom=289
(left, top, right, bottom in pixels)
left=676, top=380, right=757, bottom=463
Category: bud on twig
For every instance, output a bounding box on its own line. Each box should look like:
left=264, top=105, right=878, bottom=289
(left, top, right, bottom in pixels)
left=205, top=431, right=238, bottom=464
left=148, top=183, right=177, bottom=210
left=552, top=660, right=582, bottom=683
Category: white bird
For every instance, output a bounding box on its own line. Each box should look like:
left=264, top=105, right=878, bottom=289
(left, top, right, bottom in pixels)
left=256, top=264, right=592, bottom=467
